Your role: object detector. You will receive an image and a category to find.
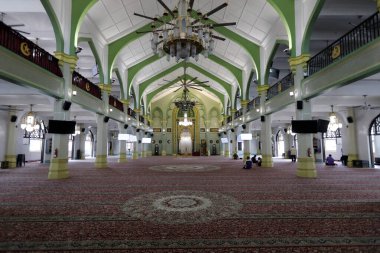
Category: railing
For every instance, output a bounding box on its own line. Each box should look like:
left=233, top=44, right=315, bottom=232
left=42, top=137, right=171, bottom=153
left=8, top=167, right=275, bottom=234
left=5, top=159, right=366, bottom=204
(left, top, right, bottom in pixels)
left=266, top=73, right=294, bottom=100
left=127, top=108, right=136, bottom=119
left=72, top=71, right=102, bottom=99
left=0, top=21, right=62, bottom=77
left=109, top=95, right=124, bottom=112
left=247, top=96, right=260, bottom=112
left=307, top=11, right=380, bottom=76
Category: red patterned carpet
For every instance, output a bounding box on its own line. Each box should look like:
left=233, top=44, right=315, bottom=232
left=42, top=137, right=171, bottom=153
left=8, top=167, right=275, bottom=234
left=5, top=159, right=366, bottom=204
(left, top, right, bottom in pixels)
left=0, top=156, right=379, bottom=252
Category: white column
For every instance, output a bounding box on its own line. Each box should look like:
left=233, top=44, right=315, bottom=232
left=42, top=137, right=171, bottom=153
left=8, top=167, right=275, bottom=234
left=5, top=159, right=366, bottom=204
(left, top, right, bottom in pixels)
left=5, top=109, right=18, bottom=168
left=261, top=114, right=273, bottom=167
left=345, top=108, right=359, bottom=167
left=95, top=114, right=108, bottom=168
left=118, top=122, right=127, bottom=163
left=79, top=126, right=86, bottom=159
left=48, top=100, right=70, bottom=179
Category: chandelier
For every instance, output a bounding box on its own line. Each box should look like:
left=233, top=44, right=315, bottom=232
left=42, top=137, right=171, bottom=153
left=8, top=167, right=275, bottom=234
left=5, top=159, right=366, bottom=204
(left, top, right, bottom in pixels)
left=135, top=0, right=236, bottom=62
left=328, top=105, right=342, bottom=132
left=179, top=112, right=193, bottom=126
left=20, top=105, right=40, bottom=132
left=174, top=88, right=197, bottom=112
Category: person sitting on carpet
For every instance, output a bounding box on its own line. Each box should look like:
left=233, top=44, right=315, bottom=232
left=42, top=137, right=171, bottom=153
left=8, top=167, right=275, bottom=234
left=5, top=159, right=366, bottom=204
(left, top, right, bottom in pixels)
left=257, top=157, right=262, bottom=167
left=326, top=154, right=337, bottom=166
left=243, top=156, right=253, bottom=169
left=251, top=155, right=257, bottom=164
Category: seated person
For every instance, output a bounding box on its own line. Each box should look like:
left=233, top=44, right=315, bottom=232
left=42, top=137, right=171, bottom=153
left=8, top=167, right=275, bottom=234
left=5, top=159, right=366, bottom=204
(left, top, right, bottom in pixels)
left=257, top=157, right=262, bottom=167
left=326, top=154, right=337, bottom=166
left=243, top=156, right=253, bottom=169
left=251, top=155, right=257, bottom=164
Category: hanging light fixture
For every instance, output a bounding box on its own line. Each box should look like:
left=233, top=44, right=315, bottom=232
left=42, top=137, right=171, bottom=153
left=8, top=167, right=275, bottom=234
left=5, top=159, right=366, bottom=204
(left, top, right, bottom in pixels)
left=179, top=112, right=193, bottom=126
left=134, top=0, right=236, bottom=62
left=328, top=105, right=342, bottom=131
left=20, top=105, right=40, bottom=132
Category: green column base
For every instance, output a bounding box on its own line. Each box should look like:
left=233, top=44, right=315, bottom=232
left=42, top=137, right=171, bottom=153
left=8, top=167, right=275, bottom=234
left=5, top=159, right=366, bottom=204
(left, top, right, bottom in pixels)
left=5, top=155, right=17, bottom=168
left=48, top=158, right=69, bottom=179
left=296, top=157, right=317, bottom=178
left=118, top=153, right=127, bottom=163
left=224, top=151, right=230, bottom=158
left=147, top=151, right=152, bottom=157
left=132, top=151, right=138, bottom=159
left=162, top=150, right=167, bottom=156
left=347, top=154, right=358, bottom=168
left=261, top=154, right=273, bottom=168
left=142, top=151, right=147, bottom=157
left=95, top=155, right=108, bottom=168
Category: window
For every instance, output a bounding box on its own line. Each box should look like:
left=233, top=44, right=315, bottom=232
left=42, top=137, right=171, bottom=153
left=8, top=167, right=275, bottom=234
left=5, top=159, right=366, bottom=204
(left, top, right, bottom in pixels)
left=29, top=139, right=42, bottom=152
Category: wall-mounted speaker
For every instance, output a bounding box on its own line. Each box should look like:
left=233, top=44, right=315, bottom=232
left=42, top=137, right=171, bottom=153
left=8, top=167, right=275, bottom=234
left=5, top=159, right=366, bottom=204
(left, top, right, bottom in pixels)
left=218, top=133, right=221, bottom=137
left=81, top=128, right=85, bottom=133
left=223, top=131, right=227, bottom=135
left=10, top=115, right=17, bottom=122
left=104, top=116, right=109, bottom=123
left=62, top=101, right=72, bottom=111
left=261, top=116, right=265, bottom=122
left=347, top=116, right=354, bottom=123
left=231, top=129, right=235, bottom=132
left=151, top=133, right=154, bottom=137
left=124, top=124, right=129, bottom=129
left=138, top=140, right=141, bottom=143
left=136, top=129, right=140, bottom=132
left=284, top=128, right=287, bottom=133
left=242, top=124, right=246, bottom=129
left=297, top=100, right=303, bottom=110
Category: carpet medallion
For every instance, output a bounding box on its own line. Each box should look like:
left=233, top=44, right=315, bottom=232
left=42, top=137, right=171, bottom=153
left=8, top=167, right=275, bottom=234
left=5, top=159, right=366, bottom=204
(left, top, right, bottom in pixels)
left=149, top=164, right=220, bottom=172
left=122, top=190, right=242, bottom=224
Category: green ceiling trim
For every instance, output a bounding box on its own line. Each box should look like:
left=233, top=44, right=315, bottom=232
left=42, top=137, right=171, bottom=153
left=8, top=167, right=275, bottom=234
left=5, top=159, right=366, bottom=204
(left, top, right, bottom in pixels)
left=127, top=54, right=160, bottom=92
left=301, top=0, right=325, bottom=54
left=146, top=74, right=224, bottom=107
left=138, top=61, right=231, bottom=105
left=268, top=0, right=296, bottom=57
left=246, top=70, right=255, bottom=98
left=114, top=68, right=124, bottom=99
left=78, top=37, right=104, bottom=83
left=70, top=0, right=98, bottom=55
left=127, top=54, right=242, bottom=96
left=263, top=40, right=289, bottom=84
left=40, top=0, right=64, bottom=52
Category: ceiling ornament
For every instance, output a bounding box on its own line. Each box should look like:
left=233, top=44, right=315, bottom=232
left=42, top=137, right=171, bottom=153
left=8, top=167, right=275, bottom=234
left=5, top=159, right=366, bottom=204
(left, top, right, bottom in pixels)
left=135, top=0, right=236, bottom=62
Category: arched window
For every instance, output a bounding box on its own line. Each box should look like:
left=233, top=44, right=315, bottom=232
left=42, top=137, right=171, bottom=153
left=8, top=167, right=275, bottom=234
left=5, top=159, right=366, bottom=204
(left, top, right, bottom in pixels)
left=369, top=114, right=380, bottom=166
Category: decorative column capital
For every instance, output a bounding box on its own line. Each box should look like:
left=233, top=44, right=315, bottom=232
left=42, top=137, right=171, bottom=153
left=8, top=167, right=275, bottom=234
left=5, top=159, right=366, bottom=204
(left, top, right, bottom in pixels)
left=240, top=99, right=250, bottom=106
left=134, top=108, right=141, bottom=114
left=98, top=84, right=112, bottom=94
left=288, top=54, right=310, bottom=73
left=256, top=84, right=270, bottom=95
left=54, top=52, right=78, bottom=71
left=230, top=109, right=237, bottom=113
left=120, top=99, right=130, bottom=105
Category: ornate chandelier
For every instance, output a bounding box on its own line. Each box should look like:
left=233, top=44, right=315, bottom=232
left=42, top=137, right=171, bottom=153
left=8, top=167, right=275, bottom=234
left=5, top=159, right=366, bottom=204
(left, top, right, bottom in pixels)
left=179, top=112, right=193, bottom=126
left=20, top=105, right=40, bottom=132
left=328, top=105, right=342, bottom=132
left=174, top=88, right=196, bottom=112
left=135, top=0, right=236, bottom=62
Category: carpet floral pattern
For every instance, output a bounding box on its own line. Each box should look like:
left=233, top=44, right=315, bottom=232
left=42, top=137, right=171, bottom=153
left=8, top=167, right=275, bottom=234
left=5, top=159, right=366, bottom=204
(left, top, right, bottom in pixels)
left=0, top=156, right=379, bottom=252
left=149, top=164, right=220, bottom=172
left=122, top=190, right=242, bottom=224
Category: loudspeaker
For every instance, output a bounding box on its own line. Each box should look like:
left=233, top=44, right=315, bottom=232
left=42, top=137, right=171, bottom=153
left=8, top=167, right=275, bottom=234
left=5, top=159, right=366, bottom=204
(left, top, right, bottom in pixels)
left=284, top=128, right=287, bottom=133
left=218, top=133, right=221, bottom=137
left=104, top=116, right=109, bottom=123
left=138, top=140, right=141, bottom=143
left=62, top=101, right=72, bottom=111
left=10, top=115, right=17, bottom=122
left=347, top=116, right=354, bottom=123
left=297, top=101, right=303, bottom=110
left=242, top=124, right=246, bottom=129
left=261, top=116, right=265, bottom=122
left=124, top=124, right=129, bottom=129
left=81, top=128, right=85, bottom=132
left=223, top=131, right=227, bottom=135
left=136, top=129, right=140, bottom=132
left=231, top=129, right=235, bottom=132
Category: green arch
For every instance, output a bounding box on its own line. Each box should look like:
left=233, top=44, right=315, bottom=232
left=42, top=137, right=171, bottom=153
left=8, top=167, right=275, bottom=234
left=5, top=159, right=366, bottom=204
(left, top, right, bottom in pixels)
left=301, top=0, right=326, bottom=54
left=114, top=68, right=125, bottom=99
left=146, top=74, right=224, bottom=108
left=263, top=40, right=289, bottom=84
left=127, top=54, right=242, bottom=95
left=138, top=62, right=232, bottom=107
left=40, top=0, right=64, bottom=52
left=78, top=37, right=104, bottom=83
left=267, top=0, right=296, bottom=57
left=70, top=0, right=98, bottom=55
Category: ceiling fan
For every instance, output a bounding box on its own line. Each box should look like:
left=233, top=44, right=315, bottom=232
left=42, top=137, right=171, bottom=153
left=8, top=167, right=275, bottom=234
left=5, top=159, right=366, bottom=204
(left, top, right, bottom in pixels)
left=355, top=95, right=380, bottom=110
left=0, top=12, right=30, bottom=35
left=159, top=62, right=210, bottom=92
left=0, top=105, right=24, bottom=112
